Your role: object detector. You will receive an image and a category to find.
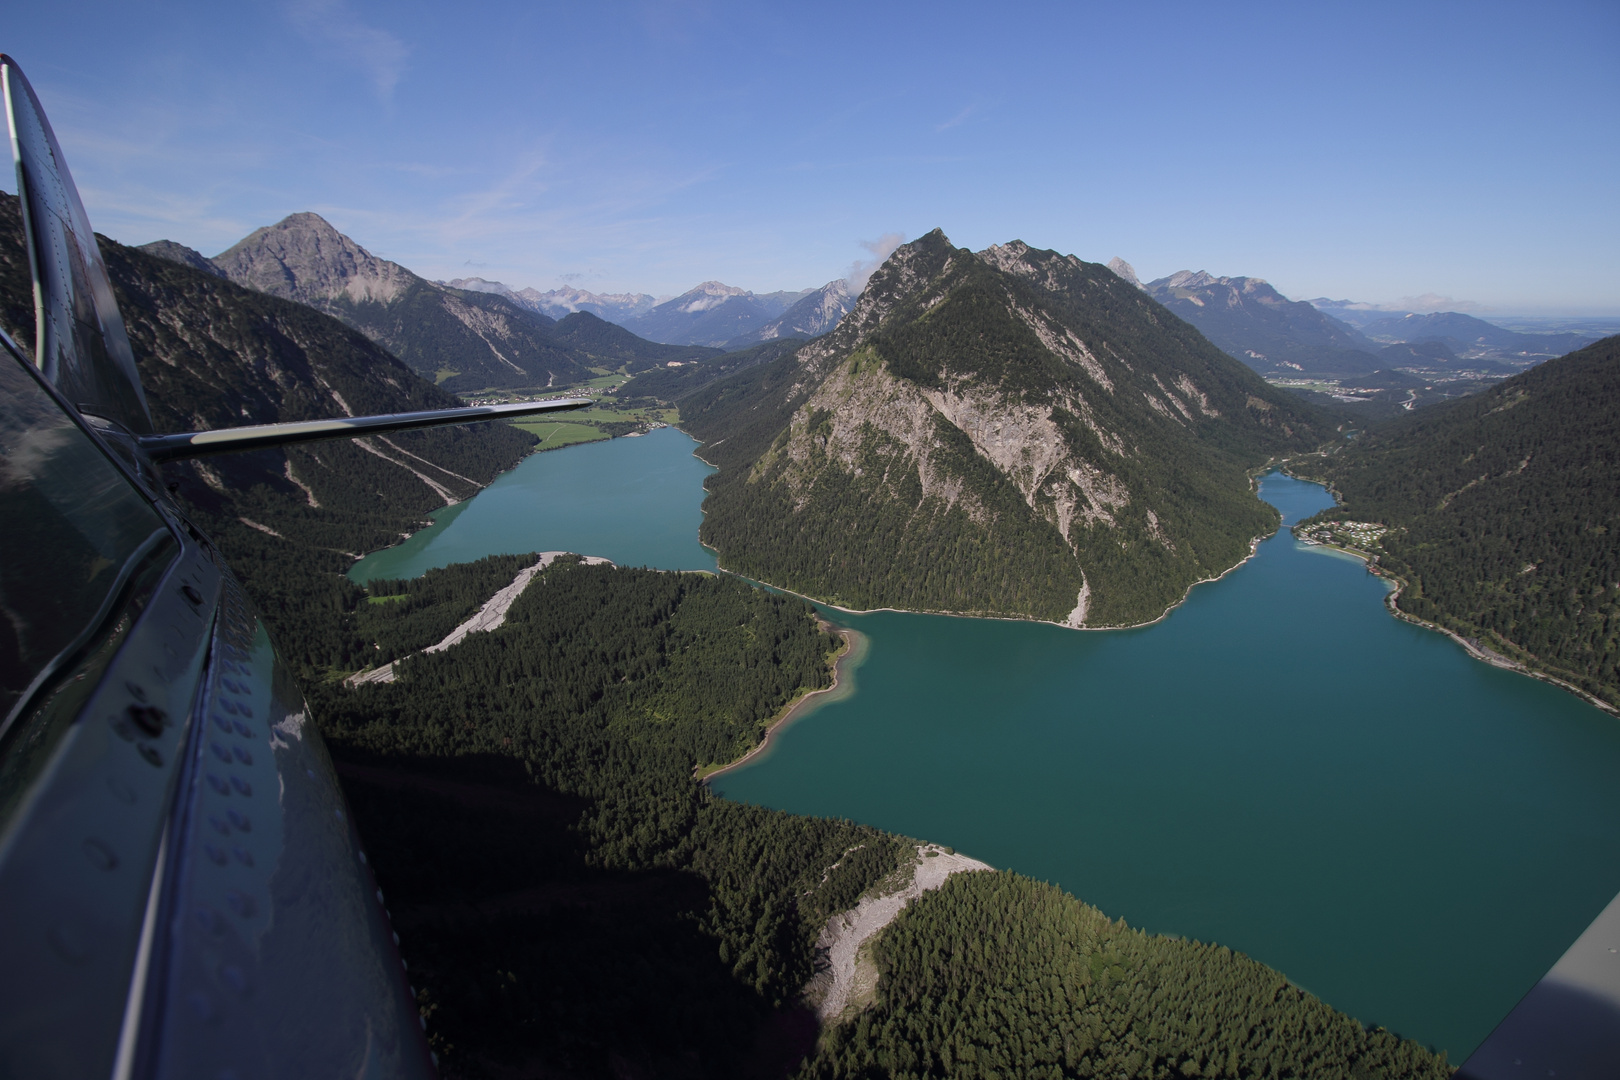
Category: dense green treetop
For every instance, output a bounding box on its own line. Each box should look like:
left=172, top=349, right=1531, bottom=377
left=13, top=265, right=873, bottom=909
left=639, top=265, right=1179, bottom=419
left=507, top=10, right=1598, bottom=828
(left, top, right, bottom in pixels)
left=316, top=560, right=914, bottom=1075
left=358, top=553, right=541, bottom=663
left=320, top=559, right=1448, bottom=1079
left=810, top=870, right=1452, bottom=1080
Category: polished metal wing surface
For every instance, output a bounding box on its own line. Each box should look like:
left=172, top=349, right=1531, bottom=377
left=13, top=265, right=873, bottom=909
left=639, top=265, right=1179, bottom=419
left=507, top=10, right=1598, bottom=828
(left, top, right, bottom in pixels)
left=0, top=338, right=438, bottom=1080
left=2, top=54, right=152, bottom=435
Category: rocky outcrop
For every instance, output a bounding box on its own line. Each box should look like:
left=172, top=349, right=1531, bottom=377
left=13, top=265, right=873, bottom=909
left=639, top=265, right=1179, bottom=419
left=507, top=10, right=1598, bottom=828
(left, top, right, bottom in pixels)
left=804, top=845, right=993, bottom=1024
left=1106, top=257, right=1142, bottom=287
left=750, top=279, right=855, bottom=345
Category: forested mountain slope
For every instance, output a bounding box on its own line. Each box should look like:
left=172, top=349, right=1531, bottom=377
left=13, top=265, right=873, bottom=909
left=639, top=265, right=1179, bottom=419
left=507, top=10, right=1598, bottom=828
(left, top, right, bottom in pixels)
left=0, top=192, right=536, bottom=671
left=682, top=231, right=1328, bottom=627
left=1299, top=335, right=1620, bottom=710
left=546, top=309, right=723, bottom=369
left=629, top=337, right=807, bottom=402
left=317, top=559, right=917, bottom=1077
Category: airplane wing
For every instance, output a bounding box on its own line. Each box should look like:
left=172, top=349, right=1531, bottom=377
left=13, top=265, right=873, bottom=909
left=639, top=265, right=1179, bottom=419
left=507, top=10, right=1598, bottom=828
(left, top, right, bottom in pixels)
left=137, top=397, right=592, bottom=461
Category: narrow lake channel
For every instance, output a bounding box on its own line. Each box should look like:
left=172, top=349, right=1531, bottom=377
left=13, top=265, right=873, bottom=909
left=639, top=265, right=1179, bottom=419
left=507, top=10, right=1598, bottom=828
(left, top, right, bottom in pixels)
left=352, top=428, right=1620, bottom=1061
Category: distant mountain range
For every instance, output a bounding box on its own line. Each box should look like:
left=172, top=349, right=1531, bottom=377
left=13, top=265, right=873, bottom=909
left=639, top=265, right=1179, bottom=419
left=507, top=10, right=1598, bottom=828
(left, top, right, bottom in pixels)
left=617, top=280, right=807, bottom=347
left=1105, top=261, right=1600, bottom=382
left=139, top=216, right=705, bottom=392
left=149, top=215, right=1593, bottom=397
left=1304, top=298, right=1411, bottom=330
left=1130, top=268, right=1383, bottom=378
left=1308, top=300, right=1600, bottom=360
left=1353, top=311, right=1598, bottom=362
left=443, top=279, right=660, bottom=325
left=446, top=276, right=857, bottom=349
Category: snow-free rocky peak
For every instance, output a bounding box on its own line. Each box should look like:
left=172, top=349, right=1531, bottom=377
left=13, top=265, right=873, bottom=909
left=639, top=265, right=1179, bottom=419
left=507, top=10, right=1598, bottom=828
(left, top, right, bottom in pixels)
left=138, top=239, right=226, bottom=279
left=212, top=212, right=418, bottom=307
left=750, top=279, right=856, bottom=344
left=1106, top=257, right=1142, bottom=288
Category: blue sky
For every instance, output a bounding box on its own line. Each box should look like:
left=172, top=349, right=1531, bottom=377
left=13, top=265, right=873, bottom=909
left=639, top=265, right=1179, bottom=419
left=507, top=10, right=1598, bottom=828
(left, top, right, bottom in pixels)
left=5, top=1, right=1617, bottom=312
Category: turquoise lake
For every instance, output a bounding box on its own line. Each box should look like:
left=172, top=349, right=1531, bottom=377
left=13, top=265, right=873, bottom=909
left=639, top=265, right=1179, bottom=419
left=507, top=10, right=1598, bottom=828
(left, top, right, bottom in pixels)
left=354, top=428, right=1620, bottom=1061
left=349, top=427, right=718, bottom=583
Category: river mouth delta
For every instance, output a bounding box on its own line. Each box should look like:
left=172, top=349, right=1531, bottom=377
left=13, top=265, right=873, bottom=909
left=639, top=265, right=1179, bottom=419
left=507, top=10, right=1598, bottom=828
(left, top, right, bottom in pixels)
left=350, top=425, right=1620, bottom=1062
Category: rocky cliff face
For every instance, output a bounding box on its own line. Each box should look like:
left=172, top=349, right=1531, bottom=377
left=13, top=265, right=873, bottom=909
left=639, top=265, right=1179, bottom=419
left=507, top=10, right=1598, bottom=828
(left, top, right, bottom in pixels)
left=682, top=231, right=1325, bottom=627
left=209, top=213, right=587, bottom=392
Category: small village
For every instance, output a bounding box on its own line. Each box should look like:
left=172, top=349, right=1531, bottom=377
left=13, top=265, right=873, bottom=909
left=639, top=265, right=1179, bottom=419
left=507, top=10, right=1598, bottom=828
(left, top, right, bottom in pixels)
left=1296, top=518, right=1389, bottom=555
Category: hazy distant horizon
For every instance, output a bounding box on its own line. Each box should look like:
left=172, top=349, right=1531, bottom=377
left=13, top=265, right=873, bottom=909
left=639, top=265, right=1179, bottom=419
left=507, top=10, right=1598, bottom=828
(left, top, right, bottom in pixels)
left=3, top=1, right=1615, bottom=311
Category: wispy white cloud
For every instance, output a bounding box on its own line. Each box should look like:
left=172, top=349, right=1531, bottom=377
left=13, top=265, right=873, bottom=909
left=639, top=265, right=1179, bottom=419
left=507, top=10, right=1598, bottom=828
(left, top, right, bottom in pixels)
left=285, top=0, right=410, bottom=101
left=444, top=152, right=552, bottom=230
left=846, top=233, right=906, bottom=292
left=936, top=104, right=979, bottom=132
left=76, top=181, right=251, bottom=248
left=1390, top=292, right=1486, bottom=313
left=1322, top=293, right=1489, bottom=314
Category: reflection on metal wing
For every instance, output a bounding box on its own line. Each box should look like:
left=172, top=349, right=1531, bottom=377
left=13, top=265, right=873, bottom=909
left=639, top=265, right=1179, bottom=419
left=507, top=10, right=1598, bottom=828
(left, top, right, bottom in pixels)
left=138, top=397, right=593, bottom=461
left=2, top=54, right=153, bottom=435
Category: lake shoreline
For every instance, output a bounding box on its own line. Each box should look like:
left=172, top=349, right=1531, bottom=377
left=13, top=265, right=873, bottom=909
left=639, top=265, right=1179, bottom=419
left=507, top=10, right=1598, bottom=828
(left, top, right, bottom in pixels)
left=351, top=425, right=716, bottom=583
left=705, top=533, right=1271, bottom=635
left=1300, top=534, right=1620, bottom=719
left=691, top=432, right=1281, bottom=633
left=353, top=421, right=674, bottom=570
left=1280, top=466, right=1620, bottom=719
left=698, top=622, right=866, bottom=783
